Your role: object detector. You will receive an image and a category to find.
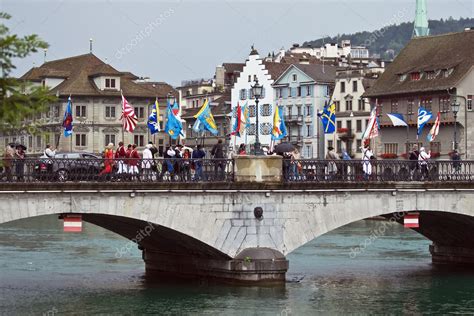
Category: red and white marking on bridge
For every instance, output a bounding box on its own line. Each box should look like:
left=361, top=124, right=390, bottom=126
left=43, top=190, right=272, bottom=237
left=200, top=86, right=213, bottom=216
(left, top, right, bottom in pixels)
left=404, top=213, right=419, bottom=228
left=63, top=215, right=82, bottom=232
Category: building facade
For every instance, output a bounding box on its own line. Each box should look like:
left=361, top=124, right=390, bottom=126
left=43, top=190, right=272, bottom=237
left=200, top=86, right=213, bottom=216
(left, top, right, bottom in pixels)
left=328, top=66, right=384, bottom=158
left=364, top=30, right=474, bottom=160
left=272, top=64, right=335, bottom=158
left=4, top=53, right=177, bottom=156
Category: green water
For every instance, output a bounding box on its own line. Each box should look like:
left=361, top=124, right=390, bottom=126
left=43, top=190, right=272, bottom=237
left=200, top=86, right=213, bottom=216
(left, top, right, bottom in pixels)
left=1, top=215, right=474, bottom=315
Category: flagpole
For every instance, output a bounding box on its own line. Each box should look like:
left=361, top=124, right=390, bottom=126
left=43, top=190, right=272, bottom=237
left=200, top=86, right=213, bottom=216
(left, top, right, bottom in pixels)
left=121, top=90, right=125, bottom=144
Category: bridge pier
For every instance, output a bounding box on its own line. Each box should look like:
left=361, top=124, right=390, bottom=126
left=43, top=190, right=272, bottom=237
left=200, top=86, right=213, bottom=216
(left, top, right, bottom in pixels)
left=430, top=243, right=474, bottom=265
left=143, top=248, right=289, bottom=284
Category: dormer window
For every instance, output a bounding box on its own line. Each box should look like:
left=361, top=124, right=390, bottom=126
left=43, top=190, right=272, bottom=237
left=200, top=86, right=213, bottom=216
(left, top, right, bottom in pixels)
left=426, top=71, right=436, bottom=80
left=398, top=74, right=407, bottom=82
left=105, top=78, right=116, bottom=88
left=444, top=68, right=454, bottom=77
left=410, top=72, right=421, bottom=81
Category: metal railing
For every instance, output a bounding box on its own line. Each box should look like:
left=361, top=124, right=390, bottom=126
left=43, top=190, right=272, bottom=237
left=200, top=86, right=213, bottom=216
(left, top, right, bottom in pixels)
left=0, top=158, right=234, bottom=183
left=0, top=158, right=473, bottom=184
left=283, top=159, right=474, bottom=182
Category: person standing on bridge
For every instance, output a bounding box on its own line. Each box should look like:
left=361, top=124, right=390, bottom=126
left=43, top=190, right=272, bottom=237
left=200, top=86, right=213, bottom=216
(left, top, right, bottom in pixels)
left=362, top=144, right=374, bottom=180
left=418, top=147, right=431, bottom=180
left=115, top=141, right=127, bottom=177
left=141, top=143, right=154, bottom=181
left=211, top=139, right=225, bottom=180
left=14, top=144, right=25, bottom=182
left=325, top=146, right=339, bottom=180
left=99, top=143, right=115, bottom=179
left=3, top=144, right=14, bottom=182
left=128, top=144, right=140, bottom=180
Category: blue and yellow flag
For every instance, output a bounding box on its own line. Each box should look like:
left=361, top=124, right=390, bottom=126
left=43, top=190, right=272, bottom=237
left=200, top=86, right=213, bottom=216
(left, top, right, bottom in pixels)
left=271, top=106, right=287, bottom=140
left=165, top=101, right=183, bottom=139
left=147, top=99, right=160, bottom=134
left=242, top=101, right=250, bottom=128
left=62, top=96, right=73, bottom=137
left=318, top=101, right=336, bottom=134
left=194, top=99, right=218, bottom=135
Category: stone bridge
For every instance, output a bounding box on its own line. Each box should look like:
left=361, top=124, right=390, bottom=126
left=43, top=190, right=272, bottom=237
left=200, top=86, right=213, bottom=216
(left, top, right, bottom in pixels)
left=1, top=157, right=474, bottom=283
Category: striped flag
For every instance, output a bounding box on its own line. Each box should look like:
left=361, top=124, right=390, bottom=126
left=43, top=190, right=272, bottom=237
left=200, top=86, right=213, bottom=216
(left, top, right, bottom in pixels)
left=121, top=93, right=138, bottom=133
left=427, top=112, right=441, bottom=142
left=64, top=215, right=82, bottom=232
left=362, top=106, right=379, bottom=140
left=404, top=213, right=419, bottom=228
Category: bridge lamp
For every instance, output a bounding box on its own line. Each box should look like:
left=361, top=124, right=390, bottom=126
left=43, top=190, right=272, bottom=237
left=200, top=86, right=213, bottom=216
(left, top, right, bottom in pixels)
left=451, top=101, right=460, bottom=151
left=251, top=79, right=264, bottom=155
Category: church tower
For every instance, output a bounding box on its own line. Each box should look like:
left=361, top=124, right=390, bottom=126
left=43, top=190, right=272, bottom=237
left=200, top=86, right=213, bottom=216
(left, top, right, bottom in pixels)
left=413, top=0, right=430, bottom=37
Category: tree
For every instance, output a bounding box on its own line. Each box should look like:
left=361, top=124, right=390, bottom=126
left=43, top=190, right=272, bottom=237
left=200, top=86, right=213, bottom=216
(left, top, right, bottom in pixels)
left=0, top=12, right=56, bottom=132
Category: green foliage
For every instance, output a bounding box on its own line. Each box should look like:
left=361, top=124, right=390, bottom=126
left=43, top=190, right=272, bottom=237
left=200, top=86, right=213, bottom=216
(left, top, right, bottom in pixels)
left=0, top=12, right=57, bottom=132
left=302, top=17, right=474, bottom=58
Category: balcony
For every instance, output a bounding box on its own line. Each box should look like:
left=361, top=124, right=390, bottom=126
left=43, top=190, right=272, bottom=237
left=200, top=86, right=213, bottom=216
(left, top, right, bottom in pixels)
left=285, top=115, right=303, bottom=125
left=337, top=128, right=355, bottom=141
left=289, top=135, right=303, bottom=145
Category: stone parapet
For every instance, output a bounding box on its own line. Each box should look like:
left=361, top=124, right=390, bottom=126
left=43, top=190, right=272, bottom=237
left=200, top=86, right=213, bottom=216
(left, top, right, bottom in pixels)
left=234, top=155, right=282, bottom=183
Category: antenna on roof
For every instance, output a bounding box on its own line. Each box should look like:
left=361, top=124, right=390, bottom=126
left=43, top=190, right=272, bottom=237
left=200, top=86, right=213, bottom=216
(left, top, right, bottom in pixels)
left=89, top=38, right=93, bottom=54
left=43, top=48, right=47, bottom=63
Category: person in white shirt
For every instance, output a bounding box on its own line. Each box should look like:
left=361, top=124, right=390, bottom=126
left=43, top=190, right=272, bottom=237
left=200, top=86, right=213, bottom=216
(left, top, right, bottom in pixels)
left=141, top=144, right=154, bottom=181
left=43, top=144, right=57, bottom=175
left=362, top=145, right=374, bottom=180
left=418, top=147, right=431, bottom=180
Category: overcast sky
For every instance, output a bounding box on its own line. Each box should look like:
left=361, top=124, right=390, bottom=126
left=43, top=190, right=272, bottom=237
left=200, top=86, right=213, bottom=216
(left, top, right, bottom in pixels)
left=3, top=0, right=473, bottom=86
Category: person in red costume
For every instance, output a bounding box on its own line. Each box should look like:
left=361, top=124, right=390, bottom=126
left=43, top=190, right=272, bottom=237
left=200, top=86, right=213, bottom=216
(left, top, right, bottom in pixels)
left=128, top=144, right=140, bottom=179
left=115, top=141, right=127, bottom=175
left=99, top=143, right=115, bottom=178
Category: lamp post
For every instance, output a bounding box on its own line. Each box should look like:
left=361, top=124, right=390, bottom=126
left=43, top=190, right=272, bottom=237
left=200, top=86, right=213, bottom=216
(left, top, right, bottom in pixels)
left=251, top=79, right=264, bottom=155
left=447, top=89, right=468, bottom=157
left=451, top=101, right=460, bottom=151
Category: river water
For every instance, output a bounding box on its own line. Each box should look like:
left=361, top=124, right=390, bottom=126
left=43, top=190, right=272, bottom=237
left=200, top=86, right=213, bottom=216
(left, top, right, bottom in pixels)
left=1, top=215, right=474, bottom=315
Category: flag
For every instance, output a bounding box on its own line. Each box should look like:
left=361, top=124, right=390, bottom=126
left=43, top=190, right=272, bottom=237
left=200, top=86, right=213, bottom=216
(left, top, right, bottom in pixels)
left=417, top=106, right=432, bottom=136
left=362, top=106, right=379, bottom=140
left=121, top=93, right=138, bottom=133
left=271, top=105, right=288, bottom=140
left=62, top=96, right=73, bottom=137
left=404, top=213, right=419, bottom=228
left=231, top=102, right=246, bottom=137
left=147, top=99, right=160, bottom=134
left=164, top=101, right=183, bottom=139
left=242, top=101, right=250, bottom=127
left=427, top=112, right=441, bottom=142
left=63, top=215, right=82, bottom=233
left=318, top=101, right=336, bottom=134
left=386, top=113, right=408, bottom=127
left=192, top=118, right=205, bottom=133
left=194, top=99, right=218, bottom=135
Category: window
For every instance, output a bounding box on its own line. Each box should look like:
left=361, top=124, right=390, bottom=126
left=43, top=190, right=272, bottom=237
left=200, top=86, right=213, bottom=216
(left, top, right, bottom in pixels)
left=352, top=80, right=358, bottom=92
left=134, top=106, right=145, bottom=119
left=105, top=78, right=116, bottom=88
left=336, top=121, right=342, bottom=129
left=75, top=134, right=86, bottom=147
left=105, top=134, right=116, bottom=147
left=468, top=95, right=472, bottom=111
left=430, top=142, right=441, bottom=153
left=335, top=101, right=340, bottom=112
left=377, top=103, right=383, bottom=117
left=358, top=99, right=364, bottom=111
left=297, top=105, right=302, bottom=116
left=328, top=140, right=333, bottom=149
left=260, top=123, right=272, bottom=135
left=249, top=105, right=256, bottom=117
left=276, top=88, right=282, bottom=99
left=439, top=96, right=450, bottom=113
left=336, top=140, right=342, bottom=153
left=305, top=145, right=312, bottom=158
left=239, top=89, right=247, bottom=100
left=134, top=135, right=144, bottom=147
left=391, top=100, right=398, bottom=113
left=340, top=82, right=345, bottom=93
left=290, top=87, right=297, bottom=97
left=45, top=134, right=50, bottom=145
left=346, top=100, right=352, bottom=111
left=75, top=105, right=86, bottom=117
left=50, top=105, right=60, bottom=118
left=384, top=143, right=398, bottom=154
left=105, top=106, right=116, bottom=118
left=306, top=86, right=311, bottom=97
left=356, top=139, right=362, bottom=152
left=410, top=72, right=421, bottom=81
left=282, top=88, right=289, bottom=98
left=305, top=105, right=312, bottom=117
left=297, top=86, right=302, bottom=97
left=36, top=135, right=42, bottom=149
left=261, top=104, right=272, bottom=116
left=28, top=136, right=33, bottom=149
left=421, top=98, right=432, bottom=112
left=407, top=99, right=414, bottom=115
left=159, top=114, right=164, bottom=130
left=306, top=124, right=312, bottom=137
left=247, top=123, right=256, bottom=135
left=426, top=71, right=436, bottom=80
left=248, top=75, right=251, bottom=82
left=356, top=120, right=362, bottom=132
left=347, top=121, right=352, bottom=132
left=292, top=74, right=297, bottom=82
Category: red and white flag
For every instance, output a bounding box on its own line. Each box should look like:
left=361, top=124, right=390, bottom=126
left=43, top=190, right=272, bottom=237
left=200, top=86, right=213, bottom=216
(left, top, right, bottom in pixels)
left=362, top=105, right=379, bottom=141
left=64, top=215, right=82, bottom=232
left=404, top=213, right=419, bottom=228
left=121, top=93, right=138, bottom=133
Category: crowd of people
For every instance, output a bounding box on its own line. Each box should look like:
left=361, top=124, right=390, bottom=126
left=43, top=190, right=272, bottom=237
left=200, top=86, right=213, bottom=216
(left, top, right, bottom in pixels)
left=0, top=139, right=465, bottom=182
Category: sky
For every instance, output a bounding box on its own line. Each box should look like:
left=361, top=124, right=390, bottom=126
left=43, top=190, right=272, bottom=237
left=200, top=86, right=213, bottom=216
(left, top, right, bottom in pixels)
left=2, top=0, right=473, bottom=86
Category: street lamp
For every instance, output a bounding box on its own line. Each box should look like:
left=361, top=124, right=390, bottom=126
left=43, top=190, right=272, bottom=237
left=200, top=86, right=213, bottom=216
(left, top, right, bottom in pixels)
left=251, top=78, right=264, bottom=155
left=451, top=101, right=460, bottom=151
